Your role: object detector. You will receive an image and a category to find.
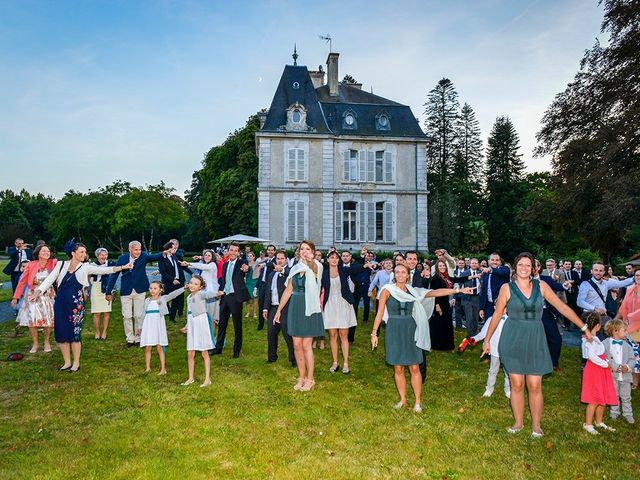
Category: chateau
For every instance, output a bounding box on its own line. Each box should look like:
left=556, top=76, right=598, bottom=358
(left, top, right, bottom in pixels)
left=256, top=51, right=429, bottom=251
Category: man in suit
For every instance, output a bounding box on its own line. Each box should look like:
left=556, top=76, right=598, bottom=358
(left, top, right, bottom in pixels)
left=256, top=244, right=277, bottom=330
left=352, top=246, right=374, bottom=325
left=479, top=253, right=511, bottom=322
left=169, top=238, right=190, bottom=317
left=212, top=242, right=249, bottom=358
left=452, top=258, right=467, bottom=328
left=105, top=240, right=165, bottom=347
left=4, top=238, right=33, bottom=293
left=543, top=258, right=568, bottom=328
left=262, top=251, right=295, bottom=365
left=569, top=260, right=590, bottom=316
left=158, top=241, right=188, bottom=323
left=461, top=258, right=482, bottom=337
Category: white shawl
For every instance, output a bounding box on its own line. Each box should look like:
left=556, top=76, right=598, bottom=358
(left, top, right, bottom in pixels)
left=380, top=284, right=435, bottom=351
left=286, top=260, right=323, bottom=317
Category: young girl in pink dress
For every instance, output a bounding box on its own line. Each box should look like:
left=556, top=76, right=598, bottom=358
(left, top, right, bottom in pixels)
left=581, top=311, right=618, bottom=435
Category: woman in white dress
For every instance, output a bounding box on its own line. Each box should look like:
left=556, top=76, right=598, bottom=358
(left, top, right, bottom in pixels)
left=179, top=275, right=217, bottom=387
left=12, top=244, right=57, bottom=353
left=181, top=249, right=219, bottom=344
left=90, top=248, right=114, bottom=340
left=321, top=251, right=358, bottom=374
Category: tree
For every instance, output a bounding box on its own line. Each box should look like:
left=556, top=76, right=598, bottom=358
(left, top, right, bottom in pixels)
left=186, top=116, right=260, bottom=240
left=424, top=78, right=460, bottom=249
left=484, top=116, right=528, bottom=260
left=0, top=191, right=31, bottom=247
left=536, top=0, right=640, bottom=261
left=451, top=102, right=484, bottom=251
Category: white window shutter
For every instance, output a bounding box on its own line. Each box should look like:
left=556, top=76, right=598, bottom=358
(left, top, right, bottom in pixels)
left=335, top=201, right=343, bottom=241
left=296, top=201, right=305, bottom=240
left=287, top=149, right=297, bottom=181
left=384, top=151, right=393, bottom=183
left=342, top=151, right=349, bottom=181
left=384, top=202, right=394, bottom=242
left=297, top=149, right=305, bottom=181
left=358, top=201, right=366, bottom=241
left=367, top=151, right=375, bottom=182
left=358, top=150, right=366, bottom=182
left=287, top=201, right=296, bottom=241
left=367, top=202, right=375, bottom=241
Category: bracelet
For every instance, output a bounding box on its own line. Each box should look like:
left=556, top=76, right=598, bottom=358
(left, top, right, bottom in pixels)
left=455, top=287, right=460, bottom=294
left=580, top=324, right=588, bottom=332
left=371, top=332, right=377, bottom=337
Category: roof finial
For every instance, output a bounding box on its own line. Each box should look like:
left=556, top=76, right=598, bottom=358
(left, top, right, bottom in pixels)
left=292, top=44, right=298, bottom=66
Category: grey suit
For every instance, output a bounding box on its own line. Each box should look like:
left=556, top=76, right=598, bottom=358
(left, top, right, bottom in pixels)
left=603, top=338, right=635, bottom=420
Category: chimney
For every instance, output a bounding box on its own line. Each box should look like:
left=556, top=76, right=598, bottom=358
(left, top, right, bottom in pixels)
left=258, top=109, right=268, bottom=129
left=308, top=65, right=325, bottom=89
left=349, top=82, right=362, bottom=90
left=326, top=52, right=339, bottom=97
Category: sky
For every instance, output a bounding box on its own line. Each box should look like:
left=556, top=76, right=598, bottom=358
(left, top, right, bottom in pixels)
left=0, top=0, right=606, bottom=199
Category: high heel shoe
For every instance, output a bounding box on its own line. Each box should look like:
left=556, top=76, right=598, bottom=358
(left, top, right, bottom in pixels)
left=69, top=366, right=80, bottom=373
left=29, top=346, right=38, bottom=354
left=293, top=378, right=305, bottom=391
left=393, top=401, right=406, bottom=410
left=329, top=363, right=339, bottom=373
left=342, top=365, right=350, bottom=374
left=59, top=364, right=71, bottom=371
left=507, top=426, right=523, bottom=434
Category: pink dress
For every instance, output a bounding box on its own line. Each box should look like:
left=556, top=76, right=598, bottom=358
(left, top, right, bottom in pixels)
left=581, top=338, right=618, bottom=405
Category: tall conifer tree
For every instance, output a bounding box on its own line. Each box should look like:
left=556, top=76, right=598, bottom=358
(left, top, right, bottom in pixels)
left=484, top=116, right=528, bottom=260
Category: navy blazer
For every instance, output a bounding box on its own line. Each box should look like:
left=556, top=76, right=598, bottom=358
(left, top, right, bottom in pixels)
left=262, top=266, right=290, bottom=311
left=3, top=247, right=33, bottom=275
left=105, top=251, right=163, bottom=296
left=321, top=264, right=358, bottom=307
left=479, top=266, right=511, bottom=311
left=158, top=254, right=187, bottom=292
left=218, top=258, right=250, bottom=303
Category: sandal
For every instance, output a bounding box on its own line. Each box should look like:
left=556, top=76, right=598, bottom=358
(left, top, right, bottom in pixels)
left=181, top=379, right=195, bottom=386
left=300, top=379, right=315, bottom=391
left=507, top=426, right=523, bottom=434
left=393, top=401, right=406, bottom=410
left=293, top=378, right=305, bottom=391
left=595, top=422, right=616, bottom=432
left=329, top=363, right=339, bottom=373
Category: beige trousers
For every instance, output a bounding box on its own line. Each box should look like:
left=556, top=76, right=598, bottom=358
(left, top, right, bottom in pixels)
left=120, top=289, right=146, bottom=343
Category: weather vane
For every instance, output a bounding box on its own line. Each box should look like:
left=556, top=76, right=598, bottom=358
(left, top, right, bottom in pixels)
left=318, top=34, right=332, bottom=52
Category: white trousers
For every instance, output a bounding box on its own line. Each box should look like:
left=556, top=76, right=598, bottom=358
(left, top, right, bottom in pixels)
left=121, top=289, right=146, bottom=343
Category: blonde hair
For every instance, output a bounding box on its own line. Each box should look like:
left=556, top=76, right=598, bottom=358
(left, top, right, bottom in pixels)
left=604, top=318, right=626, bottom=337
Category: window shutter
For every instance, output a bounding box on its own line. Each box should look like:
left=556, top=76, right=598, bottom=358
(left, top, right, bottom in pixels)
left=384, top=151, right=393, bottom=183
left=367, top=202, right=375, bottom=241
left=296, top=201, right=305, bottom=240
left=358, top=150, right=366, bottom=182
left=367, top=151, right=375, bottom=182
left=287, top=149, right=297, bottom=181
left=297, top=149, right=305, bottom=181
left=287, top=201, right=297, bottom=241
left=384, top=202, right=394, bottom=242
left=358, top=201, right=366, bottom=241
left=334, top=201, right=343, bottom=242
left=342, top=151, right=349, bottom=181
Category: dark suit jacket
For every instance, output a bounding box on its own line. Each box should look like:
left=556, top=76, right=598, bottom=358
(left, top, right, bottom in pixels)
left=105, top=251, right=164, bottom=296
left=263, top=267, right=290, bottom=311
left=3, top=247, right=33, bottom=275
left=539, top=274, right=566, bottom=317
left=158, top=254, right=187, bottom=292
left=218, top=258, right=250, bottom=303
left=321, top=264, right=357, bottom=308
left=479, top=266, right=511, bottom=312
left=410, top=270, right=431, bottom=288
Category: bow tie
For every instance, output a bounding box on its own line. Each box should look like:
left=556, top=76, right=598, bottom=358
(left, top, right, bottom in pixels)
left=612, top=340, right=624, bottom=345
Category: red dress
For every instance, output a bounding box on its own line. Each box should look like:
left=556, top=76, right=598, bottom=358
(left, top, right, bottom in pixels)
left=581, top=353, right=618, bottom=405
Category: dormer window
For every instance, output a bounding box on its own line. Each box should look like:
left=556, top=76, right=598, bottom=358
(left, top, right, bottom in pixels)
left=286, top=103, right=308, bottom=131
left=343, top=110, right=357, bottom=130
left=376, top=112, right=391, bottom=131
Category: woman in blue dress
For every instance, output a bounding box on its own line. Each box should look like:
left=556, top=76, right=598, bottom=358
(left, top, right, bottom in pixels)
left=370, top=264, right=473, bottom=412
left=33, top=242, right=133, bottom=372
left=482, top=252, right=592, bottom=437
left=274, top=240, right=324, bottom=392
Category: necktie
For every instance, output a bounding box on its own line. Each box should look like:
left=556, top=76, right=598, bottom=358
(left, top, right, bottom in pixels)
left=612, top=340, right=624, bottom=345
left=225, top=261, right=235, bottom=294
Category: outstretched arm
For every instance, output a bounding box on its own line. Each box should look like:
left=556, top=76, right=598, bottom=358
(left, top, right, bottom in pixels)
left=482, top=283, right=510, bottom=355
left=540, top=281, right=590, bottom=338
left=370, top=290, right=390, bottom=349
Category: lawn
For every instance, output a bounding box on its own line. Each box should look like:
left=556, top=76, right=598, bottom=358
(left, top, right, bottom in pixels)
left=0, top=300, right=637, bottom=480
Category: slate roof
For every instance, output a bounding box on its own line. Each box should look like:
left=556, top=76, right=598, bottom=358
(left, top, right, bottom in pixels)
left=261, top=64, right=427, bottom=138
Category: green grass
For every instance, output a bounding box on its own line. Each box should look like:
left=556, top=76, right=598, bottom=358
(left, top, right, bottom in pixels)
left=0, top=259, right=9, bottom=283
left=0, top=302, right=638, bottom=480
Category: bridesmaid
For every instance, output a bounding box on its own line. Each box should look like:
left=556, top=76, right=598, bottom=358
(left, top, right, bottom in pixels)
left=482, top=252, right=592, bottom=437
left=182, top=249, right=220, bottom=342
left=12, top=243, right=57, bottom=353
left=33, top=241, right=133, bottom=372
left=274, top=240, right=324, bottom=391
left=371, top=264, right=472, bottom=412
left=90, top=247, right=115, bottom=340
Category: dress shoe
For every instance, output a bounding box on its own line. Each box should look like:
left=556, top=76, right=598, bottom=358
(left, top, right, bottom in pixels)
left=232, top=352, right=240, bottom=358
left=210, top=350, right=222, bottom=355
left=256, top=326, right=264, bottom=331
left=266, top=359, right=276, bottom=364
left=125, top=342, right=135, bottom=348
